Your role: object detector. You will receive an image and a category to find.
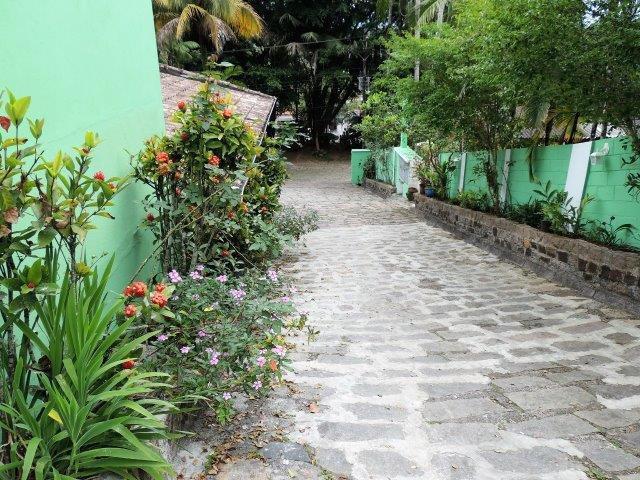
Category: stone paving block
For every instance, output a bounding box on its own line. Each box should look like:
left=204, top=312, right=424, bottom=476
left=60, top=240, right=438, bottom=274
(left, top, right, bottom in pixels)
left=505, top=414, right=598, bottom=438
left=351, top=382, right=402, bottom=397
left=492, top=375, right=556, bottom=391
left=419, top=382, right=491, bottom=398
left=314, top=448, right=352, bottom=477
left=317, top=421, right=405, bottom=441
left=575, top=408, right=640, bottom=428
left=358, top=450, right=423, bottom=477
left=544, top=369, right=603, bottom=385
left=573, top=435, right=640, bottom=472
left=215, top=459, right=269, bottom=480
left=553, top=340, right=608, bottom=352
left=506, top=386, right=596, bottom=411
left=261, top=442, right=311, bottom=463
left=618, top=430, right=640, bottom=450
left=343, top=402, right=408, bottom=421
left=481, top=446, right=580, bottom=474
left=585, top=383, right=640, bottom=400
left=425, top=422, right=501, bottom=445
left=423, top=397, right=507, bottom=422
left=430, top=452, right=477, bottom=480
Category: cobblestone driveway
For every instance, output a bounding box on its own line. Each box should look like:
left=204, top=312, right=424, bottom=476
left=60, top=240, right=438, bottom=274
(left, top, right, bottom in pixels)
left=279, top=156, right=640, bottom=480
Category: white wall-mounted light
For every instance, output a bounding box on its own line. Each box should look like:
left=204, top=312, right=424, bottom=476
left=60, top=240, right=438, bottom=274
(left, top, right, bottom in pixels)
left=589, top=143, right=610, bottom=166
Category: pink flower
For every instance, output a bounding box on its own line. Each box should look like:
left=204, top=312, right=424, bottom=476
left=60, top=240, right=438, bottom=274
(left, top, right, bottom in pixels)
left=197, top=330, right=208, bottom=338
left=256, top=356, right=266, bottom=367
left=280, top=296, right=291, bottom=303
left=189, top=270, right=203, bottom=280
left=207, top=349, right=220, bottom=365
left=180, top=346, right=191, bottom=354
left=157, top=334, right=169, bottom=342
left=252, top=380, right=262, bottom=390
left=168, top=269, right=182, bottom=283
left=267, top=269, right=278, bottom=282
left=196, top=264, right=205, bottom=271
left=271, top=345, right=286, bottom=358
left=223, top=392, right=232, bottom=400
left=229, top=288, right=246, bottom=301
left=216, top=274, right=228, bottom=283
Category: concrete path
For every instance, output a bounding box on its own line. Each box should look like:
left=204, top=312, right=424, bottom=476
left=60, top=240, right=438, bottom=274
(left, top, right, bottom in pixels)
left=279, top=157, right=640, bottom=480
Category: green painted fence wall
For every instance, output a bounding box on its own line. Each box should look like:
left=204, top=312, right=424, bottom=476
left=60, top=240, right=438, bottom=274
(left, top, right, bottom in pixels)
left=1, top=0, right=165, bottom=290
left=444, top=137, right=640, bottom=248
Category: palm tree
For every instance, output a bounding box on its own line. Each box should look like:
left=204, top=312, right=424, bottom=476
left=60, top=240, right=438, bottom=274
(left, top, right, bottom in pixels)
left=153, top=0, right=264, bottom=53
left=375, top=0, right=454, bottom=29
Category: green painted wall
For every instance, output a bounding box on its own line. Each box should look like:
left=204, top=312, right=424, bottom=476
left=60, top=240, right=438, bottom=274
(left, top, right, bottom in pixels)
left=1, top=0, right=165, bottom=291
left=443, top=137, right=640, bottom=248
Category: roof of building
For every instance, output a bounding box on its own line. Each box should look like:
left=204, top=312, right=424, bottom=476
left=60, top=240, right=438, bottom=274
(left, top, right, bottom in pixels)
left=159, top=64, right=277, bottom=140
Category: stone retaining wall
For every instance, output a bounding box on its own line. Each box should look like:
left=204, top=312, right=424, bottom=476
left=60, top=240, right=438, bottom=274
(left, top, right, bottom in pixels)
left=414, top=195, right=640, bottom=314
left=363, top=178, right=396, bottom=198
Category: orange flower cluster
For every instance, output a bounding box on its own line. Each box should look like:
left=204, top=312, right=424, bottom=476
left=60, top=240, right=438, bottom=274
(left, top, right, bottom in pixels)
left=123, top=281, right=148, bottom=298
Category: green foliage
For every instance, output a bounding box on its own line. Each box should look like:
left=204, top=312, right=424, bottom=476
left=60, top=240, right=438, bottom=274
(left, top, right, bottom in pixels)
left=504, top=200, right=544, bottom=229
left=452, top=190, right=491, bottom=212
left=226, top=0, right=386, bottom=149
left=533, top=180, right=593, bottom=236
left=274, top=206, right=319, bottom=242
left=130, top=267, right=305, bottom=420
left=0, top=90, right=174, bottom=478
left=1, top=263, right=174, bottom=479
left=133, top=82, right=295, bottom=274
left=585, top=216, right=638, bottom=251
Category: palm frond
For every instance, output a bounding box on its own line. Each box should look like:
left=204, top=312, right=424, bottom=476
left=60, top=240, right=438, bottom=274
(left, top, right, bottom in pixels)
left=176, top=4, right=212, bottom=39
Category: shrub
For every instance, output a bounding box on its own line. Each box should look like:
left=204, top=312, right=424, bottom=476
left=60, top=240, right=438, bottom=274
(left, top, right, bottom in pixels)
left=274, top=206, right=319, bottom=241
left=133, top=83, right=294, bottom=274
left=504, top=200, right=544, bottom=228
left=128, top=267, right=306, bottom=422
left=452, top=190, right=492, bottom=212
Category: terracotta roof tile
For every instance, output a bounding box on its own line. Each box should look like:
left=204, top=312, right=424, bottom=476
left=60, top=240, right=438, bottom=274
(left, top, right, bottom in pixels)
left=159, top=64, right=277, bottom=140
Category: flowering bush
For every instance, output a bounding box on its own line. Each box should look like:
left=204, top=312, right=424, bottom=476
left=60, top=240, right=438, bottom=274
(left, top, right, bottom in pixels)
left=132, top=83, right=293, bottom=275
left=126, top=266, right=305, bottom=423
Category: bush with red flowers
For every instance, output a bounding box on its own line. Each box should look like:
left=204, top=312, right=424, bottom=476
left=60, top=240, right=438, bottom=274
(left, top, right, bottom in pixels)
left=132, top=81, right=300, bottom=275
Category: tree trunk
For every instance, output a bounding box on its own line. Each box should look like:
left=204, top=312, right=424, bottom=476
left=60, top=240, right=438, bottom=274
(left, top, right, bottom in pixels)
left=414, top=0, right=421, bottom=81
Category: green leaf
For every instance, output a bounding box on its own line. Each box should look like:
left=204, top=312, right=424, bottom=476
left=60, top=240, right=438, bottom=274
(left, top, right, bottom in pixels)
left=21, top=437, right=41, bottom=480
left=27, top=259, right=42, bottom=284
left=38, top=228, right=56, bottom=247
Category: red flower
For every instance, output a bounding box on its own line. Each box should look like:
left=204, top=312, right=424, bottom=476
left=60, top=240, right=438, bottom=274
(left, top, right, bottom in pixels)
left=26, top=282, right=36, bottom=290
left=177, top=100, right=186, bottom=112
left=124, top=281, right=147, bottom=298
left=208, top=155, right=220, bottom=166
left=93, top=171, right=105, bottom=181
left=0, top=116, right=10, bottom=132
left=227, top=211, right=235, bottom=220
left=150, top=291, right=168, bottom=308
left=154, top=283, right=166, bottom=293
left=156, top=151, right=170, bottom=164
left=221, top=249, right=230, bottom=258
left=146, top=213, right=155, bottom=222
left=124, top=304, right=137, bottom=318
left=122, top=359, right=136, bottom=370
left=222, top=109, right=232, bottom=119
left=180, top=132, right=189, bottom=142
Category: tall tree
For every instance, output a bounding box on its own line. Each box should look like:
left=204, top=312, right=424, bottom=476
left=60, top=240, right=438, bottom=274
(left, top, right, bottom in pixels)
left=225, top=0, right=386, bottom=151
